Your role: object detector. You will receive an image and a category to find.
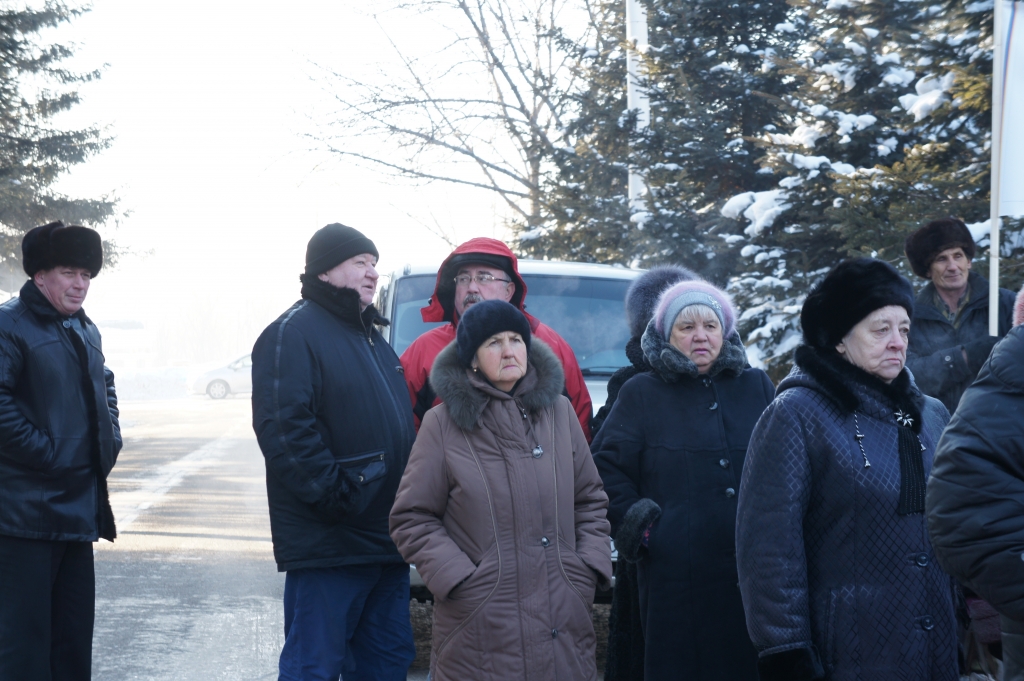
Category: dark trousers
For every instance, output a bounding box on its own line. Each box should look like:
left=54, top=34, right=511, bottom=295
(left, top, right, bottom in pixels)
left=279, top=562, right=415, bottom=681
left=1004, top=617, right=1024, bottom=681
left=0, top=535, right=95, bottom=681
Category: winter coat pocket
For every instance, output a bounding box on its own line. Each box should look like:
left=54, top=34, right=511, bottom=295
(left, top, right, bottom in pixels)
left=338, top=449, right=387, bottom=515
left=559, top=538, right=598, bottom=609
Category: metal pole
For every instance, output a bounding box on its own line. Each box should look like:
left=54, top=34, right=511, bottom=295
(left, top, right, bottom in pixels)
left=626, top=0, right=650, bottom=224
left=990, top=0, right=1007, bottom=336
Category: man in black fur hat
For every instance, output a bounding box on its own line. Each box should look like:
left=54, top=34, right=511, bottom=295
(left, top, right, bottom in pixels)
left=252, top=224, right=416, bottom=681
left=0, top=221, right=121, bottom=680
left=904, top=217, right=1015, bottom=413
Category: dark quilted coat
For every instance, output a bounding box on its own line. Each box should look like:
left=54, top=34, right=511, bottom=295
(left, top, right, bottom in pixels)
left=927, top=324, right=1024, bottom=679
left=593, top=325, right=774, bottom=681
left=736, top=346, right=958, bottom=681
left=907, top=271, right=1014, bottom=414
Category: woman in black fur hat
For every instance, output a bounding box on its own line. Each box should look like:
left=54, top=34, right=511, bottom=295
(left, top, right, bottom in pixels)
left=592, top=279, right=774, bottom=681
left=736, top=259, right=958, bottom=681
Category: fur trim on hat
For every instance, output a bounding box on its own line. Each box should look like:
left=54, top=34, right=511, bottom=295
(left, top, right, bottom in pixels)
left=904, top=217, right=976, bottom=278
left=653, top=280, right=736, bottom=340
left=625, top=265, right=697, bottom=339
left=429, top=338, right=564, bottom=431
left=801, top=258, right=915, bottom=349
left=22, top=221, right=103, bottom=277
left=1015, top=283, right=1024, bottom=327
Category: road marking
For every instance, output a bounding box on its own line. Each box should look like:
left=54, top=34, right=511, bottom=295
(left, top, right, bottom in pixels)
left=108, top=429, right=242, bottom=535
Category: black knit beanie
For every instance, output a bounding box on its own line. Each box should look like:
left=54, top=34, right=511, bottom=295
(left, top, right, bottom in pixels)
left=456, top=300, right=532, bottom=367
left=801, top=258, right=915, bottom=349
left=305, top=223, right=378, bottom=276
left=22, top=221, right=104, bottom=278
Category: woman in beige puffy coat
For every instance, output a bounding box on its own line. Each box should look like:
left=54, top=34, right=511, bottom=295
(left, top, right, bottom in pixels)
left=390, top=300, right=612, bottom=681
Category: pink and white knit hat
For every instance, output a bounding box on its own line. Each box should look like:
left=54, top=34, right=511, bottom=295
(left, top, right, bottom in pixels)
left=653, top=280, right=737, bottom=340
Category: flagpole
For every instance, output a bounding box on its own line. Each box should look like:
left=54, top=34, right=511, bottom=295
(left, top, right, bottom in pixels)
left=626, top=0, right=650, bottom=225
left=990, top=0, right=1007, bottom=336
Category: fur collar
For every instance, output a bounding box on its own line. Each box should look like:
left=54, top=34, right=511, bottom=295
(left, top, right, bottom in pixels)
left=639, top=320, right=748, bottom=382
left=299, top=273, right=388, bottom=330
left=18, top=279, right=92, bottom=324
left=429, top=338, right=565, bottom=431
left=787, top=345, right=925, bottom=433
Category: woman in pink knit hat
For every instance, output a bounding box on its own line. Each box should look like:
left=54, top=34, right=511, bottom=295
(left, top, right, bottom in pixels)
left=591, top=279, right=774, bottom=680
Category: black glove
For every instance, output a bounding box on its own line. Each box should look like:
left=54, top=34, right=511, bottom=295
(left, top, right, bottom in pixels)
left=963, top=336, right=1000, bottom=373
left=615, top=498, right=662, bottom=563
left=313, top=471, right=362, bottom=522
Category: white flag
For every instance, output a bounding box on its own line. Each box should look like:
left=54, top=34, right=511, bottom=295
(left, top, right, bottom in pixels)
left=999, top=0, right=1024, bottom=216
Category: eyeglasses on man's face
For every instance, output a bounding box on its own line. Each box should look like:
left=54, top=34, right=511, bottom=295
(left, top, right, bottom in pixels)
left=454, top=273, right=512, bottom=286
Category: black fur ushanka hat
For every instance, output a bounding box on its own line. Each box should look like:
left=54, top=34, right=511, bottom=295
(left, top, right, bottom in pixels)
left=801, top=258, right=915, bottom=349
left=22, top=221, right=103, bottom=277
left=904, top=217, right=975, bottom=278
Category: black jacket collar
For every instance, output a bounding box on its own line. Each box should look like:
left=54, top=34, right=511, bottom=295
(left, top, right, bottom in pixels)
left=18, top=280, right=92, bottom=324
left=299, top=274, right=388, bottom=332
left=786, top=345, right=925, bottom=433
left=913, top=271, right=988, bottom=323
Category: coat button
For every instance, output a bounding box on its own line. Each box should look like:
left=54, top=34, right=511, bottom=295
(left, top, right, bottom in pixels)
left=921, top=616, right=934, bottom=631
left=709, top=402, right=719, bottom=411
left=541, top=537, right=550, bottom=547
left=719, top=459, right=730, bottom=469
left=725, top=488, right=736, bottom=498
left=916, top=553, right=929, bottom=567
left=62, top=320, right=72, bottom=328
left=358, top=475, right=365, bottom=483
left=702, top=377, right=711, bottom=387
left=551, top=629, right=558, bottom=639
left=944, top=355, right=952, bottom=362
left=532, top=446, right=543, bottom=458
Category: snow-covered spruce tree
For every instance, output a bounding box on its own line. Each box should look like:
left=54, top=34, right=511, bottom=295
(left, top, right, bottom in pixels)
left=719, top=0, right=1007, bottom=381
left=627, top=0, right=798, bottom=281
left=518, top=0, right=635, bottom=264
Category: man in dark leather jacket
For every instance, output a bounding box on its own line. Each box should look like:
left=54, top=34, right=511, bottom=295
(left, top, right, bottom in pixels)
left=0, top=222, right=122, bottom=680
left=252, top=224, right=416, bottom=681
left=904, top=217, right=1014, bottom=414
left=928, top=301, right=1024, bottom=681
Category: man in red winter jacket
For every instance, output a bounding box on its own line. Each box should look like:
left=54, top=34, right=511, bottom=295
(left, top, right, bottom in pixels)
left=400, top=238, right=593, bottom=441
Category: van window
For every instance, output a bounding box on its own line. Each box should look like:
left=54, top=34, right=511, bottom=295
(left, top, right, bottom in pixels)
left=389, top=273, right=632, bottom=374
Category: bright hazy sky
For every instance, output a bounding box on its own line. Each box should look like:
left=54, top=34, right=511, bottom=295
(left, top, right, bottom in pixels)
left=51, top=0, right=514, bottom=363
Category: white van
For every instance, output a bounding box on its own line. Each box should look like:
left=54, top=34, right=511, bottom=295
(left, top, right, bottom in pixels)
left=374, top=259, right=643, bottom=408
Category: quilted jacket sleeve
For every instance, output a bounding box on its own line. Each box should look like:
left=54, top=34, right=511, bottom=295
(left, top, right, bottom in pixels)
left=927, top=327, right=1024, bottom=622
left=389, top=408, right=477, bottom=602
left=736, top=393, right=825, bottom=680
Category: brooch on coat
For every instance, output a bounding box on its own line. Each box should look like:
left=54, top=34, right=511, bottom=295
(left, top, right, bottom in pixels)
left=894, top=410, right=914, bottom=428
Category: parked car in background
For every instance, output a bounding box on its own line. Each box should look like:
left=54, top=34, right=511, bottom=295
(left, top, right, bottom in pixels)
left=191, top=354, right=253, bottom=399
left=376, top=258, right=642, bottom=602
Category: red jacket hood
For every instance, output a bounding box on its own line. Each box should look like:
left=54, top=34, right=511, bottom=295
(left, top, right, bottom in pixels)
left=420, top=238, right=530, bottom=325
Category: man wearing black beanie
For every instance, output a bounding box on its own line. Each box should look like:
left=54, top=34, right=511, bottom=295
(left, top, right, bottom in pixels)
left=251, top=224, right=416, bottom=681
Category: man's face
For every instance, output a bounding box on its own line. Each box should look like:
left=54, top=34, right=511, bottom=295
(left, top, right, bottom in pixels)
left=453, top=264, right=515, bottom=316
left=318, top=252, right=379, bottom=310
left=34, top=266, right=91, bottom=316
left=928, top=246, right=972, bottom=294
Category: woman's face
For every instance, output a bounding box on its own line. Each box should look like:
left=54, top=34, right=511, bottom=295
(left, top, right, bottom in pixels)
left=836, top=305, right=910, bottom=384
left=472, top=331, right=528, bottom=391
left=669, top=312, right=723, bottom=374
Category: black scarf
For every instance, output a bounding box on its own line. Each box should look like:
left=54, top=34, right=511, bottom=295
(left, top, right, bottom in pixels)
left=795, top=345, right=927, bottom=515
left=298, top=274, right=389, bottom=331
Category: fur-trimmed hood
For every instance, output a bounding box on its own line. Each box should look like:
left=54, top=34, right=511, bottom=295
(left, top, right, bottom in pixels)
left=639, top=318, right=749, bottom=383
left=429, top=337, right=565, bottom=431
left=783, top=344, right=925, bottom=433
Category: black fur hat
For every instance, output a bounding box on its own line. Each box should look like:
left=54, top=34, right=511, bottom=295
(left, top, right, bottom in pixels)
left=22, top=221, right=103, bottom=277
left=625, top=265, right=697, bottom=339
left=801, top=258, right=915, bottom=349
left=904, top=217, right=975, bottom=278
left=456, top=299, right=532, bottom=367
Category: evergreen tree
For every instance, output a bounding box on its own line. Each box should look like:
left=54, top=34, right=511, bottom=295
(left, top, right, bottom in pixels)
left=0, top=1, right=117, bottom=290
left=720, top=0, right=1011, bottom=380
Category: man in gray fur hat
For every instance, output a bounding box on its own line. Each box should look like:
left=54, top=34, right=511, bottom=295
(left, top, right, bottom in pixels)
left=0, top=221, right=121, bottom=680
